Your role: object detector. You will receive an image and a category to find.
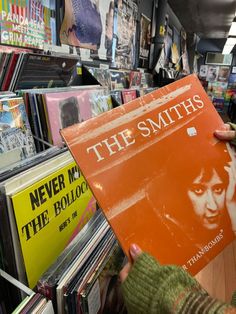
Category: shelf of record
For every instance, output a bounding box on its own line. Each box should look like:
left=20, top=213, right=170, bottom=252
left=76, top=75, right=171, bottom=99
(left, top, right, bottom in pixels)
left=0, top=51, right=158, bottom=171
left=0, top=47, right=155, bottom=93
left=0, top=52, right=158, bottom=313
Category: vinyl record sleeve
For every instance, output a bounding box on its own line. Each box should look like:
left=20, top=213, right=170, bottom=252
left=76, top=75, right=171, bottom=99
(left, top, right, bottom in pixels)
left=14, top=54, right=79, bottom=90
left=121, top=89, right=137, bottom=104
left=44, top=89, right=93, bottom=147
left=37, top=210, right=106, bottom=303
left=0, top=0, right=56, bottom=49
left=10, top=159, right=96, bottom=288
left=0, top=151, right=74, bottom=288
left=61, top=74, right=236, bottom=275
left=0, top=97, right=36, bottom=169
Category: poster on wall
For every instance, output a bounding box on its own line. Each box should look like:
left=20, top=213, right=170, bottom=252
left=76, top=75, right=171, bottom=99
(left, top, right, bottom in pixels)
left=206, top=65, right=219, bottom=82
left=171, top=27, right=180, bottom=67
left=0, top=0, right=56, bottom=49
left=60, top=0, right=102, bottom=50
left=97, top=0, right=115, bottom=60
left=164, top=24, right=172, bottom=66
left=59, top=0, right=115, bottom=61
left=180, top=29, right=190, bottom=74
left=199, top=65, right=208, bottom=79
left=114, top=0, right=138, bottom=69
left=173, top=26, right=180, bottom=60
left=217, top=66, right=230, bottom=82
left=148, top=0, right=157, bottom=70
left=228, top=73, right=236, bottom=88
left=139, top=14, right=151, bottom=68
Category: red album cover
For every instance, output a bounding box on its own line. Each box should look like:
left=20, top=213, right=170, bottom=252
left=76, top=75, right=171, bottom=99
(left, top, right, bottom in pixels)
left=121, top=89, right=137, bottom=104
left=61, top=74, right=236, bottom=275
left=129, top=71, right=142, bottom=88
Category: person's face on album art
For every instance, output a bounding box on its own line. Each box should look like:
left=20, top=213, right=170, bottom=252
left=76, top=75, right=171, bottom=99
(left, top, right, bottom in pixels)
left=146, top=138, right=236, bottom=245
left=59, top=97, right=80, bottom=129
left=187, top=167, right=226, bottom=230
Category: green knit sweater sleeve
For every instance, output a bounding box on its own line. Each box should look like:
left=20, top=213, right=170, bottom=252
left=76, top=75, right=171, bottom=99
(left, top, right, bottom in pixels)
left=227, top=122, right=236, bottom=146
left=121, top=253, right=236, bottom=314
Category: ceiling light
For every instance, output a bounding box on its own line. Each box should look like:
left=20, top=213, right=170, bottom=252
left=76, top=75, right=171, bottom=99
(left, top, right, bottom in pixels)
left=222, top=45, right=233, bottom=54
left=225, top=36, right=236, bottom=46
left=229, top=17, right=236, bottom=36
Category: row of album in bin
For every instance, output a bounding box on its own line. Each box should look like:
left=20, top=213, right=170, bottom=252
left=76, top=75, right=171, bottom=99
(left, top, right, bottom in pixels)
left=0, top=49, right=155, bottom=93
left=86, top=65, right=154, bottom=91
left=0, top=146, right=125, bottom=313
left=0, top=51, right=79, bottom=92
left=0, top=83, right=157, bottom=172
left=37, top=210, right=126, bottom=314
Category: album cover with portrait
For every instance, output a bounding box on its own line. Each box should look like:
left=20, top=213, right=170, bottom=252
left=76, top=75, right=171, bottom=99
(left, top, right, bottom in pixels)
left=61, top=74, right=236, bottom=275
left=44, top=90, right=92, bottom=147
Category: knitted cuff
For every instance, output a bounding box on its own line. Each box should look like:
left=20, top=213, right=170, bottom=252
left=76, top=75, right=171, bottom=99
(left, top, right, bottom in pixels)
left=227, top=122, right=236, bottom=146
left=121, top=252, right=203, bottom=314
left=121, top=253, right=161, bottom=314
left=231, top=290, right=236, bottom=307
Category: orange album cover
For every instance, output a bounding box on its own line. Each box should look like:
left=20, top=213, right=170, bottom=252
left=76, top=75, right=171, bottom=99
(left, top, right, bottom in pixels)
left=61, top=74, right=236, bottom=275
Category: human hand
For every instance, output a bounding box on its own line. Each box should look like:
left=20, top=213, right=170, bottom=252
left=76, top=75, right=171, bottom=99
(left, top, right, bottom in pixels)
left=119, top=243, right=142, bottom=283
left=120, top=244, right=207, bottom=314
left=224, top=162, right=236, bottom=233
left=214, top=123, right=236, bottom=141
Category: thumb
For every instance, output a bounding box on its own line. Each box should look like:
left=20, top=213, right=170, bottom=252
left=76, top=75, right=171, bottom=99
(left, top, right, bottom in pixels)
left=214, top=129, right=236, bottom=141
left=129, top=243, right=142, bottom=262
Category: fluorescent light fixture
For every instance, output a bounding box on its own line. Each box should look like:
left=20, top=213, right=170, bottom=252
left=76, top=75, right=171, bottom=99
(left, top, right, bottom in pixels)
left=222, top=36, right=236, bottom=55
left=229, top=17, right=236, bottom=36
left=225, top=37, right=236, bottom=46
left=222, top=45, right=233, bottom=54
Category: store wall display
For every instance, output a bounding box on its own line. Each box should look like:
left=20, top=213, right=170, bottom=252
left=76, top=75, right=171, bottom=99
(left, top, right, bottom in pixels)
left=139, top=14, right=151, bottom=68
left=60, top=0, right=116, bottom=61
left=149, top=0, right=167, bottom=70
left=199, top=64, right=208, bottom=79
left=98, top=0, right=115, bottom=61
left=0, top=0, right=191, bottom=312
left=207, top=81, right=228, bottom=98
left=60, top=0, right=102, bottom=50
left=0, top=0, right=56, bottom=49
left=228, top=73, right=236, bottom=89
left=206, top=65, right=219, bottom=82
left=172, top=26, right=181, bottom=62
left=212, top=97, right=225, bottom=113
left=199, top=64, right=230, bottom=83
left=180, top=29, right=190, bottom=74
left=198, top=62, right=234, bottom=112
left=217, top=66, right=230, bottom=83
left=114, top=0, right=138, bottom=69
left=164, top=23, right=173, bottom=66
